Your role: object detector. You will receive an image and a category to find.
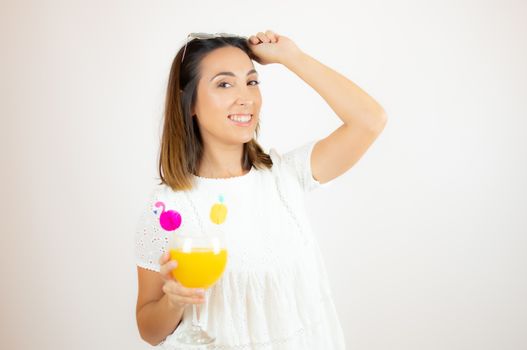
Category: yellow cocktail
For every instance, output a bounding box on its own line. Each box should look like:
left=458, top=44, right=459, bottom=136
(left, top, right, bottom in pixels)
left=169, top=247, right=228, bottom=288
left=168, top=224, right=227, bottom=344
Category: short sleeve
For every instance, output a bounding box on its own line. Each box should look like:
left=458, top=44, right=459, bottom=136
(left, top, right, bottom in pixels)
left=270, top=139, right=332, bottom=192
left=134, top=188, right=168, bottom=272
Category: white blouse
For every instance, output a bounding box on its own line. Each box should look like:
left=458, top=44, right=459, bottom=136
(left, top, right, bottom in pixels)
left=135, top=140, right=346, bottom=349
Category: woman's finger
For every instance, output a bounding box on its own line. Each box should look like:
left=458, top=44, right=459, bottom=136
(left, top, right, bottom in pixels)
left=168, top=296, right=205, bottom=306
left=159, top=260, right=178, bottom=280
left=177, top=285, right=205, bottom=298
left=256, top=32, right=271, bottom=43
left=173, top=295, right=206, bottom=305
left=265, top=30, right=278, bottom=43
left=162, top=284, right=204, bottom=305
left=159, top=251, right=170, bottom=265
left=162, top=281, right=206, bottom=305
left=164, top=281, right=205, bottom=298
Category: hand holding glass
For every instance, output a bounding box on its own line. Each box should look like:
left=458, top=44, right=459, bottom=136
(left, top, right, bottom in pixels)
left=169, top=232, right=228, bottom=345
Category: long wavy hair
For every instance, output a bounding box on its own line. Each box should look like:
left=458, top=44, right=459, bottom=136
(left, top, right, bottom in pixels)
left=158, top=36, right=273, bottom=191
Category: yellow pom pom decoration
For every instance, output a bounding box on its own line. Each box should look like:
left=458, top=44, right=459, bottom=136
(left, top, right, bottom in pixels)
left=210, top=194, right=228, bottom=225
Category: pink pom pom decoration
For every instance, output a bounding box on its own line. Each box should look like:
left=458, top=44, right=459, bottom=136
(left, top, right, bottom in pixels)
left=154, top=201, right=182, bottom=231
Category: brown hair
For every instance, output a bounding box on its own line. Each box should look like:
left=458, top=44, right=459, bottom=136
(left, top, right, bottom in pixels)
left=158, top=36, right=273, bottom=191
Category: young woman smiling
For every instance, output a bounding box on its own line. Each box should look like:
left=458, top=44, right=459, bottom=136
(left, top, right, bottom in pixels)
left=135, top=30, right=387, bottom=349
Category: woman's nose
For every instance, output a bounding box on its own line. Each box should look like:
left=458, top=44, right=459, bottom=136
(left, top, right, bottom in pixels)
left=235, top=85, right=256, bottom=104
left=237, top=99, right=253, bottom=107
left=235, top=92, right=254, bottom=106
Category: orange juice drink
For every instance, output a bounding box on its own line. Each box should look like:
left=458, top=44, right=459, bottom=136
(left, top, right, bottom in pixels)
left=169, top=248, right=228, bottom=288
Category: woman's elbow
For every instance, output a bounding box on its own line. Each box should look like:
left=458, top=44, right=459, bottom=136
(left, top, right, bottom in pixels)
left=137, top=318, right=165, bottom=346
left=138, top=329, right=164, bottom=346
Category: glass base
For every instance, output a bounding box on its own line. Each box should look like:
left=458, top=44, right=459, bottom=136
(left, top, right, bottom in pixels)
left=176, top=325, right=215, bottom=345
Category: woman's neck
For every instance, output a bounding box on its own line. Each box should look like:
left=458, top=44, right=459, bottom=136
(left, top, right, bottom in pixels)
left=197, top=143, right=247, bottom=178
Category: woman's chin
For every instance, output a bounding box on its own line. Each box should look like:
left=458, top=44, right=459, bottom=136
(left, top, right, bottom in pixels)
left=231, top=131, right=256, bottom=144
left=233, top=138, right=253, bottom=145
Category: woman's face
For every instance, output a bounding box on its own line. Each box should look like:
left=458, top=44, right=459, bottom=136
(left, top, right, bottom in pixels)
left=192, top=46, right=262, bottom=147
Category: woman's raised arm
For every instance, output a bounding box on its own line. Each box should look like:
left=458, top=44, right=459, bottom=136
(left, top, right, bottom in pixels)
left=248, top=30, right=387, bottom=184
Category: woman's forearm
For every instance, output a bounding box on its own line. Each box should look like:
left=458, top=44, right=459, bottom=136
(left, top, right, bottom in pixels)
left=281, top=50, right=387, bottom=131
left=136, top=294, right=185, bottom=345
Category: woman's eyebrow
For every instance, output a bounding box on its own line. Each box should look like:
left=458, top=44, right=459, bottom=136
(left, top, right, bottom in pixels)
left=210, top=69, right=258, bottom=82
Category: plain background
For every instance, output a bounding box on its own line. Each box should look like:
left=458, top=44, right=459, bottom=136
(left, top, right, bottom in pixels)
left=1, top=0, right=526, bottom=349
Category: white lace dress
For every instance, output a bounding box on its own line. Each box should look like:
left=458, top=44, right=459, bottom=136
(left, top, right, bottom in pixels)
left=135, top=140, right=346, bottom=349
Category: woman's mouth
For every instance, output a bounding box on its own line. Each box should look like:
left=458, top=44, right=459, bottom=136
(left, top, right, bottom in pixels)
left=228, top=113, right=253, bottom=126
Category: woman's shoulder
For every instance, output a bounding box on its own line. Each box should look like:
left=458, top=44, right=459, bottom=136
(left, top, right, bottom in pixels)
left=266, top=140, right=329, bottom=192
left=269, top=140, right=315, bottom=173
left=268, top=139, right=317, bottom=168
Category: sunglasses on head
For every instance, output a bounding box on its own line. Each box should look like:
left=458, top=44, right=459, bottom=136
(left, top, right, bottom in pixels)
left=180, top=32, right=248, bottom=63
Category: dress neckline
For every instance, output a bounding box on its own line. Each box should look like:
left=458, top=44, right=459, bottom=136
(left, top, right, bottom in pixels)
left=191, top=166, right=255, bottom=182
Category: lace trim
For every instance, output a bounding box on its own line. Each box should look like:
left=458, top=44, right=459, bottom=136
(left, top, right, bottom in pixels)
left=271, top=157, right=309, bottom=246
left=183, top=190, right=206, bottom=236
left=162, top=297, right=330, bottom=349
left=136, top=260, right=159, bottom=272
left=192, top=166, right=255, bottom=181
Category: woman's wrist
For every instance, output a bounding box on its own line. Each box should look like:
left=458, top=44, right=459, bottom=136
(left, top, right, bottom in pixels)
left=280, top=48, right=306, bottom=68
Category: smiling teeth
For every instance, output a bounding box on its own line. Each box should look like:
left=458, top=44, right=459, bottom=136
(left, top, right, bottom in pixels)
left=229, top=114, right=252, bottom=122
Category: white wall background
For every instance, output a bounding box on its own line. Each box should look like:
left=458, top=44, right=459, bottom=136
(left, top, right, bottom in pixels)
left=1, top=0, right=526, bottom=349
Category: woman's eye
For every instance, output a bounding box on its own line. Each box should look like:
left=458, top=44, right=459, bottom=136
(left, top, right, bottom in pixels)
left=218, top=80, right=260, bottom=88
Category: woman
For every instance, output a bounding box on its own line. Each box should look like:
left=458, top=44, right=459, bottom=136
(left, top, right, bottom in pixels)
left=135, top=30, right=387, bottom=349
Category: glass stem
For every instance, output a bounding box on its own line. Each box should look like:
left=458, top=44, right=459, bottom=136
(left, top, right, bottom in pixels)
left=192, top=304, right=201, bottom=328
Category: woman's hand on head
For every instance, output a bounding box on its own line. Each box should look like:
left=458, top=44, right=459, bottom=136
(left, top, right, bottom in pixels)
left=158, top=251, right=205, bottom=308
left=247, top=30, right=302, bottom=65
